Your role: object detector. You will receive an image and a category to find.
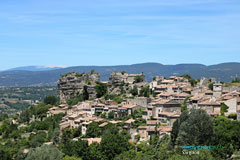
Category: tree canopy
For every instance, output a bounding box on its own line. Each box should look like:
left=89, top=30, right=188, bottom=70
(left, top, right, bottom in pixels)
left=26, top=145, right=63, bottom=160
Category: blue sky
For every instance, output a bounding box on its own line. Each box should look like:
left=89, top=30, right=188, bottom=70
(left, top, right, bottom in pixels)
left=0, top=0, right=240, bottom=70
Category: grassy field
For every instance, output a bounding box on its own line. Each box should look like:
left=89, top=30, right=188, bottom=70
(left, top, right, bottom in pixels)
left=224, top=83, right=240, bottom=87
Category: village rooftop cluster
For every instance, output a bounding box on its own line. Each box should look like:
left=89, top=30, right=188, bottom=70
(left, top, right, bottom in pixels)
left=46, top=72, right=240, bottom=144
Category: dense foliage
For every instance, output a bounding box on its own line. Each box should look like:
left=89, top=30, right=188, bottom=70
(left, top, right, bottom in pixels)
left=0, top=101, right=240, bottom=160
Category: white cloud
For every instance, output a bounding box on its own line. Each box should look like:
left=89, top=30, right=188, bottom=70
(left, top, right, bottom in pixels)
left=37, top=65, right=68, bottom=69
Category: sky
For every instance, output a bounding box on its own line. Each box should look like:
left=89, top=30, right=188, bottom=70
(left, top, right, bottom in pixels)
left=0, top=0, right=240, bottom=70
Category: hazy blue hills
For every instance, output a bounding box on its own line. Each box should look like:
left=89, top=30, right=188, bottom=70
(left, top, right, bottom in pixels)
left=6, top=65, right=68, bottom=72
left=0, top=62, right=239, bottom=87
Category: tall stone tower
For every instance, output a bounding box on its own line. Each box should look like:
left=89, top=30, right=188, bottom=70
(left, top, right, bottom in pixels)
left=213, top=82, right=223, bottom=98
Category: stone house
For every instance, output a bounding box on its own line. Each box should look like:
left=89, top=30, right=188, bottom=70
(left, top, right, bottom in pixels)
left=138, top=126, right=148, bottom=141
left=142, top=106, right=153, bottom=120
left=152, top=99, right=181, bottom=118
left=197, top=99, right=221, bottom=116
left=157, top=112, right=180, bottom=127
left=126, top=73, right=145, bottom=84
left=123, top=119, right=135, bottom=130
left=92, top=103, right=106, bottom=114
left=127, top=97, right=151, bottom=107
left=224, top=97, right=240, bottom=116
left=158, top=126, right=172, bottom=137
left=154, top=85, right=168, bottom=94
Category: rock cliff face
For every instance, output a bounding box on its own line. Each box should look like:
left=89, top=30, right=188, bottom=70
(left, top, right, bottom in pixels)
left=58, top=72, right=100, bottom=103
left=109, top=72, right=127, bottom=87
left=108, top=72, right=129, bottom=95
left=108, top=72, right=148, bottom=95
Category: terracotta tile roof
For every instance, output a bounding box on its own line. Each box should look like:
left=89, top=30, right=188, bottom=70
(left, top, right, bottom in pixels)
left=161, top=80, right=174, bottom=83
left=82, top=138, right=102, bottom=145
left=156, top=99, right=170, bottom=104
left=155, top=85, right=168, bottom=89
left=123, top=104, right=137, bottom=109
left=147, top=120, right=158, bottom=125
left=198, top=99, right=220, bottom=106
left=138, top=126, right=147, bottom=129
left=109, top=120, right=122, bottom=124
left=158, top=126, right=172, bottom=132
left=128, top=74, right=142, bottom=77
left=159, top=112, right=180, bottom=117
left=99, top=122, right=108, bottom=127
left=23, top=149, right=29, bottom=154
left=205, top=89, right=213, bottom=93
left=44, top=142, right=53, bottom=145
left=125, top=118, right=135, bottom=124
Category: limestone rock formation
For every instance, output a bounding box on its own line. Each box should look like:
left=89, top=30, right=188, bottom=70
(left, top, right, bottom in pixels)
left=109, top=72, right=127, bottom=87
left=108, top=72, right=146, bottom=95
left=58, top=72, right=100, bottom=103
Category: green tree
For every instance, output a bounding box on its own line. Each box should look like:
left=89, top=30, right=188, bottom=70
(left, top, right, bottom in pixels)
left=139, top=86, right=150, bottom=97
left=61, top=139, right=88, bottom=158
left=26, top=145, right=63, bottom=160
left=232, top=77, right=240, bottom=83
left=182, top=74, right=192, bottom=80
left=90, top=69, right=95, bottom=74
left=100, top=112, right=106, bottom=118
left=71, top=97, right=80, bottom=106
left=228, top=113, right=237, bottom=120
left=0, top=120, right=18, bottom=138
left=212, top=116, right=240, bottom=159
left=170, top=111, right=189, bottom=146
left=62, top=156, right=82, bottom=160
left=100, top=125, right=130, bottom=160
left=19, top=109, right=31, bottom=123
left=72, top=126, right=82, bottom=138
left=33, top=103, right=51, bottom=121
left=95, top=82, right=108, bottom=98
left=181, top=97, right=190, bottom=112
left=114, top=150, right=154, bottom=160
left=108, top=111, right=115, bottom=119
left=44, top=96, right=58, bottom=105
left=87, top=142, right=102, bottom=160
left=0, top=113, right=8, bottom=121
left=61, top=128, right=73, bottom=144
left=0, top=145, right=11, bottom=160
left=208, top=83, right=214, bottom=91
left=52, top=128, right=60, bottom=145
left=83, top=86, right=89, bottom=100
left=113, top=96, right=123, bottom=104
left=132, top=108, right=144, bottom=119
left=220, top=103, right=229, bottom=116
left=29, top=131, right=47, bottom=148
left=86, top=122, right=101, bottom=138
left=130, top=86, right=138, bottom=96
left=134, top=76, right=144, bottom=83
left=176, top=109, right=214, bottom=146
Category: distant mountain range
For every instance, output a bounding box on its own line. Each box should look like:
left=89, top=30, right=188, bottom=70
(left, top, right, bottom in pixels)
left=6, top=65, right=68, bottom=71
left=0, top=62, right=239, bottom=87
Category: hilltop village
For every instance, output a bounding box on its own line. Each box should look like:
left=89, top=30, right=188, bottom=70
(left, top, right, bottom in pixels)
left=47, top=71, right=240, bottom=143
left=1, top=70, right=240, bottom=159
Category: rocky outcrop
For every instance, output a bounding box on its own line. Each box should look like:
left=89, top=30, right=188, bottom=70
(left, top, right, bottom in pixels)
left=108, top=72, right=127, bottom=95
left=109, top=72, right=127, bottom=87
left=108, top=72, right=147, bottom=95
left=58, top=72, right=100, bottom=103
